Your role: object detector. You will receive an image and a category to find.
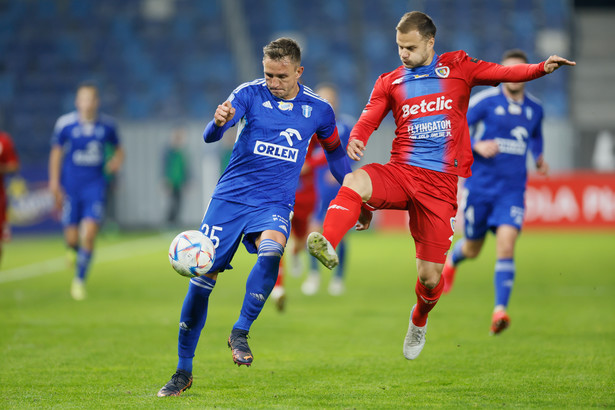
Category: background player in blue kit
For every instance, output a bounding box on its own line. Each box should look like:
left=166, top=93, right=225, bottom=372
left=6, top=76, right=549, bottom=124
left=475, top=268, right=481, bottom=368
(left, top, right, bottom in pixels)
left=441, top=49, right=549, bottom=335
left=158, top=38, right=351, bottom=397
left=302, top=84, right=355, bottom=296
left=48, top=83, right=124, bottom=301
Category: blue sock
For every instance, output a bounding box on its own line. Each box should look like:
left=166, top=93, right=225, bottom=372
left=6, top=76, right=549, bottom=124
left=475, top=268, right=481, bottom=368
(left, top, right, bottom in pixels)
left=450, top=238, right=467, bottom=266
left=494, top=258, right=515, bottom=308
left=76, top=248, right=92, bottom=281
left=177, top=275, right=216, bottom=373
left=233, top=239, right=283, bottom=331
left=335, top=240, right=346, bottom=279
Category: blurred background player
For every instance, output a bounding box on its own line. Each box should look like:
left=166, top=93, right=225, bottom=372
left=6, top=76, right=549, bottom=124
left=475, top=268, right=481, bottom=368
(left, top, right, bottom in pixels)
left=157, top=38, right=351, bottom=397
left=441, top=49, right=549, bottom=335
left=307, top=12, right=575, bottom=361
left=302, top=84, right=355, bottom=296
left=0, top=129, right=20, bottom=266
left=270, top=136, right=319, bottom=311
left=48, top=83, right=124, bottom=300
left=162, top=127, right=190, bottom=228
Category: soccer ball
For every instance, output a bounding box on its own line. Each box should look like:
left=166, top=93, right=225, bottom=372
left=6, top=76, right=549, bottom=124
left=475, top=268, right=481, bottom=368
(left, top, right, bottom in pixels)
left=168, top=230, right=215, bottom=278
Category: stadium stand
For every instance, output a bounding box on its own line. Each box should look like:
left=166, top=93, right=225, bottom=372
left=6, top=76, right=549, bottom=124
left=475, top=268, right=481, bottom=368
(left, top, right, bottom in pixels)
left=0, top=0, right=571, bottom=166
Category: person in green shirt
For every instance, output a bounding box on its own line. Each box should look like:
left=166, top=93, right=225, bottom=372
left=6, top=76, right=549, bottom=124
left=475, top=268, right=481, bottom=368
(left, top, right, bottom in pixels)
left=164, top=128, right=190, bottom=226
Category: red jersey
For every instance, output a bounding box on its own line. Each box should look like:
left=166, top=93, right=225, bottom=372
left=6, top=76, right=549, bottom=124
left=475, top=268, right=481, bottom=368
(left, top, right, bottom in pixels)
left=350, top=50, right=546, bottom=178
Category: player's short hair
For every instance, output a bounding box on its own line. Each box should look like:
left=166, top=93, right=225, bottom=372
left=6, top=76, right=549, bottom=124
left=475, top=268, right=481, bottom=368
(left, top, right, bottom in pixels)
left=501, top=49, right=528, bottom=63
left=396, top=11, right=436, bottom=39
left=76, top=81, right=99, bottom=95
left=263, top=38, right=301, bottom=64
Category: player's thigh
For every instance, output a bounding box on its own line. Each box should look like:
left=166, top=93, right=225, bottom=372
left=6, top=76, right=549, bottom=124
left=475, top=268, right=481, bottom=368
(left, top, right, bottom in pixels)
left=409, top=193, right=457, bottom=264
left=81, top=186, right=106, bottom=225
left=361, top=163, right=412, bottom=210
left=488, top=191, right=525, bottom=231
left=199, top=199, right=246, bottom=273
left=242, top=204, right=292, bottom=251
left=62, top=193, right=82, bottom=227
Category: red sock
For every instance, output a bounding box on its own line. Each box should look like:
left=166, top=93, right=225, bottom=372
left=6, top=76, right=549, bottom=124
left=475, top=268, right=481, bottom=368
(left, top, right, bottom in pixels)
left=275, top=259, right=284, bottom=287
left=322, top=186, right=362, bottom=249
left=412, top=277, right=444, bottom=327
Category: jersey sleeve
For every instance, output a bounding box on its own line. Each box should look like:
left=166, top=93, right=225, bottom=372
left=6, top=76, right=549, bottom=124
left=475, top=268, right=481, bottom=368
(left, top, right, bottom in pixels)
left=50, top=118, right=66, bottom=147
left=466, top=97, right=489, bottom=148
left=315, top=107, right=351, bottom=184
left=529, top=105, right=545, bottom=161
left=105, top=118, right=120, bottom=147
left=460, top=53, right=547, bottom=87
left=466, top=94, right=489, bottom=127
left=349, top=76, right=391, bottom=145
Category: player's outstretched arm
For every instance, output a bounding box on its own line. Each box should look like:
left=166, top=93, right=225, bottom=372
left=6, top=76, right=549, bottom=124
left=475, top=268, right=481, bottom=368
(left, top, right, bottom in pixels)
left=543, top=55, right=576, bottom=74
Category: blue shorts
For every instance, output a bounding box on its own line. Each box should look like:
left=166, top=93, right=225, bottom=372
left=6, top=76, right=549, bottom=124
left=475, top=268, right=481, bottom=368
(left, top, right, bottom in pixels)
left=462, top=188, right=525, bottom=239
left=199, top=198, right=292, bottom=273
left=62, top=184, right=106, bottom=226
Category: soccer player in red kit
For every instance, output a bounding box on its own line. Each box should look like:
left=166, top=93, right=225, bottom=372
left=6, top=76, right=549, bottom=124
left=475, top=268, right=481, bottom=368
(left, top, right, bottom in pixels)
left=307, top=11, right=575, bottom=360
left=0, top=130, right=20, bottom=266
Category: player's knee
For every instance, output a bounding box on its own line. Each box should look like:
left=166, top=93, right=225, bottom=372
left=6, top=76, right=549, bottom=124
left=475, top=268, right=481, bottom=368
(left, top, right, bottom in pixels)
left=342, top=171, right=370, bottom=199
left=257, top=239, right=284, bottom=259
left=464, top=247, right=481, bottom=259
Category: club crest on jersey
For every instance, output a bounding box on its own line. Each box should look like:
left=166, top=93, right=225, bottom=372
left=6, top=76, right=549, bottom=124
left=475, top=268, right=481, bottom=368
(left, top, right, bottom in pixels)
left=277, top=101, right=293, bottom=111
left=435, top=66, right=450, bottom=78
left=302, top=105, right=312, bottom=118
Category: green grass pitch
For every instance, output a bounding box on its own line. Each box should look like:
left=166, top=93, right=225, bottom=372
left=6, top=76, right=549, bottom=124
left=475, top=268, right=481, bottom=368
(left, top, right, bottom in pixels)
left=1, top=229, right=614, bottom=408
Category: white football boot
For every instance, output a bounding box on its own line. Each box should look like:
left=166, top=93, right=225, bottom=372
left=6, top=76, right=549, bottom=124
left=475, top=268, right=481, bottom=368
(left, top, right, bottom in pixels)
left=306, top=232, right=338, bottom=270
left=403, top=305, right=427, bottom=360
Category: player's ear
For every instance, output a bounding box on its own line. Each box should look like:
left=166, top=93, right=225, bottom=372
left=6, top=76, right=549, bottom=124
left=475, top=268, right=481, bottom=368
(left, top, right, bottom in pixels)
left=427, top=36, right=435, bottom=49
left=296, top=65, right=304, bottom=78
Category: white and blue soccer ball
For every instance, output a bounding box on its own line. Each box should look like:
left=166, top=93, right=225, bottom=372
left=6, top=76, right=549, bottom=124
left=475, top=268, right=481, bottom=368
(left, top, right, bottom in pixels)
left=168, top=230, right=215, bottom=278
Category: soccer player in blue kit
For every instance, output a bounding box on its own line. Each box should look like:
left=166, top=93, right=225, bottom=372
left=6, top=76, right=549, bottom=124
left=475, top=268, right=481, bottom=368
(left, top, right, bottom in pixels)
left=49, top=83, right=123, bottom=301
left=157, top=38, right=351, bottom=397
left=441, top=49, right=550, bottom=335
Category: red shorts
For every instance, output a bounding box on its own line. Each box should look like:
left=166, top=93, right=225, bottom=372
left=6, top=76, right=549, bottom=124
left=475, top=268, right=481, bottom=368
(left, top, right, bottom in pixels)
left=363, top=162, right=458, bottom=263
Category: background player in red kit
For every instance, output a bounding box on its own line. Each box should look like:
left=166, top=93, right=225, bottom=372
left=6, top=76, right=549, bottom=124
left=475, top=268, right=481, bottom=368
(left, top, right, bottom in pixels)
left=270, top=137, right=321, bottom=311
left=307, top=11, right=575, bottom=360
left=0, top=130, right=20, bottom=266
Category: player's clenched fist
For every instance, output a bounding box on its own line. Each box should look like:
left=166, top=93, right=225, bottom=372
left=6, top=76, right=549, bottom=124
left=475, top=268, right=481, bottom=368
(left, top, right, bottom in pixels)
left=214, top=101, right=235, bottom=127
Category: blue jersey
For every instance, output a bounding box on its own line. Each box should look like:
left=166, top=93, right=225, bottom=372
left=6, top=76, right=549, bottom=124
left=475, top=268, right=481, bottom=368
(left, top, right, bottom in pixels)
left=51, top=111, right=120, bottom=194
left=465, top=86, right=543, bottom=196
left=314, top=113, right=354, bottom=222
left=209, top=80, right=338, bottom=208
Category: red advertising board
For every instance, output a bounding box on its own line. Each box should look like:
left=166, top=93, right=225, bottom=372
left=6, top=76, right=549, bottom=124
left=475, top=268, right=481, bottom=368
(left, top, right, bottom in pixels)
left=375, top=172, right=615, bottom=231
left=525, top=172, right=615, bottom=229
